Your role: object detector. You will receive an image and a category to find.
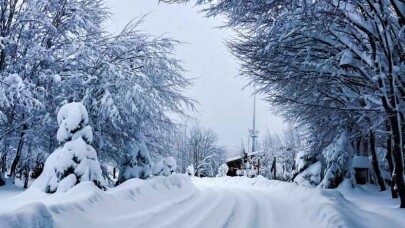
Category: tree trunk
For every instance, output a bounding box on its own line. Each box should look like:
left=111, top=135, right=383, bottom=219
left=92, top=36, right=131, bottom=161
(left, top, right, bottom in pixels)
left=1, top=151, right=6, bottom=173
left=23, top=166, right=29, bottom=189
left=0, top=172, right=4, bottom=186
left=369, top=130, right=386, bottom=191
left=389, top=113, right=405, bottom=208
left=0, top=143, right=7, bottom=186
left=272, top=157, right=277, bottom=180
left=10, top=125, right=27, bottom=182
left=386, top=121, right=398, bottom=198
left=356, top=138, right=362, bottom=156
left=363, top=137, right=369, bottom=156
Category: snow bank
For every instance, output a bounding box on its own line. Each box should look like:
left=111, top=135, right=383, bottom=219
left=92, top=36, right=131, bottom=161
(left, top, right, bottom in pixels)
left=0, top=174, right=195, bottom=228
left=0, top=203, right=54, bottom=228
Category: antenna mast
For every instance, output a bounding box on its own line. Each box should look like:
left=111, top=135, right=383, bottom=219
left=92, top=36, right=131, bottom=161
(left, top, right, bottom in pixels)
left=249, top=86, right=258, bottom=153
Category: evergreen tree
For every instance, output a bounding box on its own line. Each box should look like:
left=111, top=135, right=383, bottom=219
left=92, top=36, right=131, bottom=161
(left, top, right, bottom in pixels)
left=32, top=102, right=104, bottom=193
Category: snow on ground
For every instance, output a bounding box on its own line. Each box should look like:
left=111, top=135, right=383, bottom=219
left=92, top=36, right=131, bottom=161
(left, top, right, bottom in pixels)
left=0, top=177, right=34, bottom=200
left=0, top=175, right=404, bottom=228
left=0, top=182, right=24, bottom=201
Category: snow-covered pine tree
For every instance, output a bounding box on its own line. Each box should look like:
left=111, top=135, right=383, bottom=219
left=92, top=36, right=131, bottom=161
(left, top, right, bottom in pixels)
left=115, top=133, right=153, bottom=185
left=32, top=102, right=104, bottom=193
left=319, top=131, right=355, bottom=189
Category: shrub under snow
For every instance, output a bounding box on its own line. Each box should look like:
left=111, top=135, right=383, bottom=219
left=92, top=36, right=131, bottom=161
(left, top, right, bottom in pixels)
left=186, top=164, right=195, bottom=176
left=294, top=161, right=323, bottom=187
left=116, top=135, right=152, bottom=185
left=32, top=102, right=105, bottom=193
left=216, top=163, right=229, bottom=177
left=152, top=157, right=177, bottom=176
left=293, top=150, right=325, bottom=187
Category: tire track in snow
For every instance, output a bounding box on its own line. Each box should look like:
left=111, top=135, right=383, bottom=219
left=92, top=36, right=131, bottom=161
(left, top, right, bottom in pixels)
left=235, top=188, right=270, bottom=228
left=221, top=193, right=240, bottom=228
left=102, top=189, right=198, bottom=227
left=187, top=188, right=237, bottom=228
left=133, top=187, right=216, bottom=228
left=153, top=187, right=229, bottom=228
left=219, top=187, right=258, bottom=228
left=203, top=192, right=238, bottom=228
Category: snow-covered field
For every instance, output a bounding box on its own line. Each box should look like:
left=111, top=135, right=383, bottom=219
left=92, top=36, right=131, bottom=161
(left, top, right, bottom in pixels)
left=0, top=175, right=404, bottom=228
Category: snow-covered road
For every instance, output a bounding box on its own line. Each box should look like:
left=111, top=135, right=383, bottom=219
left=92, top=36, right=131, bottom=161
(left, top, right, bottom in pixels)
left=129, top=185, right=269, bottom=228
left=0, top=175, right=404, bottom=228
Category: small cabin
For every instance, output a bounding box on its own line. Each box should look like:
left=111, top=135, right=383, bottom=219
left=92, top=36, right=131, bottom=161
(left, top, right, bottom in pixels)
left=225, top=151, right=263, bottom=177
left=352, top=156, right=373, bottom=185
left=226, top=156, right=242, bottom=176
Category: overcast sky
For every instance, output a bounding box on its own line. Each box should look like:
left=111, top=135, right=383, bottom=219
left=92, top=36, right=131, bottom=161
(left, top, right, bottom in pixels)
left=104, top=0, right=286, bottom=155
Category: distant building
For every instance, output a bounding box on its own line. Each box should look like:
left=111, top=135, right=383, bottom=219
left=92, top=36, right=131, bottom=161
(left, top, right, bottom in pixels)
left=225, top=151, right=264, bottom=177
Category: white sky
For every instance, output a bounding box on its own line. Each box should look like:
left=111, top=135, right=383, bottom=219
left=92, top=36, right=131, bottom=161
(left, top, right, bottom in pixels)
left=104, top=0, right=286, bottom=156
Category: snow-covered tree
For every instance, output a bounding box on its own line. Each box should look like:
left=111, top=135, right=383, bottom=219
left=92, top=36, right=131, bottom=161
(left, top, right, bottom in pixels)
left=32, top=102, right=104, bottom=193
left=216, top=163, right=228, bottom=177
left=182, top=125, right=225, bottom=177
left=152, top=157, right=177, bottom=177
left=258, top=126, right=302, bottom=179
left=0, top=0, right=109, bottom=183
left=115, top=135, right=153, bottom=185
left=186, top=164, right=195, bottom=176
left=168, top=0, right=405, bottom=207
left=319, top=131, right=355, bottom=189
left=0, top=0, right=193, bottom=186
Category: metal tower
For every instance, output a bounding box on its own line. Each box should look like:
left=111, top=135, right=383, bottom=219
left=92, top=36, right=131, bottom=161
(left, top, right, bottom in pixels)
left=249, top=88, right=258, bottom=153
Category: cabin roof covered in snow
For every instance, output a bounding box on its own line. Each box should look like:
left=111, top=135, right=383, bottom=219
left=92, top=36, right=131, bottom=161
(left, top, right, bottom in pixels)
left=226, top=156, right=241, bottom=163
left=352, top=156, right=372, bottom=169
left=226, top=151, right=264, bottom=162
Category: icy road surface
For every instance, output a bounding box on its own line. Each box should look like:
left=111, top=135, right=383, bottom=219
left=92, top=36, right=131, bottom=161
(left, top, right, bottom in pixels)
left=0, top=175, right=404, bottom=228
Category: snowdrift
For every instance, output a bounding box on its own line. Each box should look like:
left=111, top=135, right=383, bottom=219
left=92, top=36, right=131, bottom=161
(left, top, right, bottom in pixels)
left=0, top=174, right=195, bottom=228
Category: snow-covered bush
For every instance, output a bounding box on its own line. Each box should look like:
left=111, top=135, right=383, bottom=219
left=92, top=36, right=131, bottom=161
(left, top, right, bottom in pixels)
left=152, top=157, right=177, bottom=176
left=216, top=163, right=229, bottom=177
left=32, top=102, right=104, bottom=193
left=116, top=135, right=152, bottom=185
left=319, top=132, right=354, bottom=189
left=294, top=161, right=323, bottom=187
left=186, top=164, right=195, bottom=176
left=293, top=150, right=325, bottom=186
